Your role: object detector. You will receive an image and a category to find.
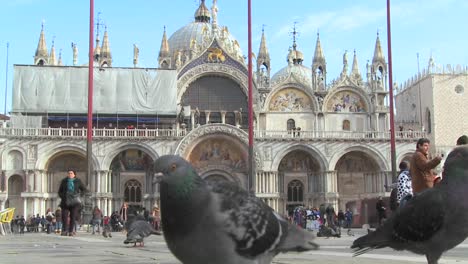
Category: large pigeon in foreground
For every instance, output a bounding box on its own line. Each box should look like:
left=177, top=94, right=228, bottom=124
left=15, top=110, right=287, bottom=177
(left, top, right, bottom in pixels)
left=154, top=155, right=318, bottom=264
left=351, top=145, right=468, bottom=264
left=124, top=219, right=161, bottom=247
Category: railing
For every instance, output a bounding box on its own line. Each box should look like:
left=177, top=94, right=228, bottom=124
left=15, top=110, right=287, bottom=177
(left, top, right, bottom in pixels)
left=255, top=130, right=425, bottom=140
left=0, top=127, right=425, bottom=140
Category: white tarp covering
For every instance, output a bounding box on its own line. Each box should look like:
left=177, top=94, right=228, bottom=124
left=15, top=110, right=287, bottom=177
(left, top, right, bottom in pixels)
left=13, top=65, right=178, bottom=115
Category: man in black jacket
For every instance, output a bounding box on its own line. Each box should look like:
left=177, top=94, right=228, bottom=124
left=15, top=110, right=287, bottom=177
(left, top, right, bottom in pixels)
left=57, top=169, right=88, bottom=236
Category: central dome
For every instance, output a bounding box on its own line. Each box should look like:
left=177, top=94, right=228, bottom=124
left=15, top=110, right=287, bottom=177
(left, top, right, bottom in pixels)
left=167, top=1, right=244, bottom=63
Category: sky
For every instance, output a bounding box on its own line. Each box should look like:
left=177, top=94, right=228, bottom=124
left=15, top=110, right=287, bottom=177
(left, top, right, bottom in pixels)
left=1, top=0, right=467, bottom=114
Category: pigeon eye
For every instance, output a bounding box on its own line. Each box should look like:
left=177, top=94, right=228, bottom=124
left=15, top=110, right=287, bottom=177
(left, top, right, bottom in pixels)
left=171, top=164, right=177, bottom=171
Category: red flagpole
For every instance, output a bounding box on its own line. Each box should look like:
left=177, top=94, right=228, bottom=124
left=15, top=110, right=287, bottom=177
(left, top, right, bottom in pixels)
left=87, top=0, right=94, bottom=187
left=247, top=0, right=255, bottom=191
left=387, top=0, right=397, bottom=181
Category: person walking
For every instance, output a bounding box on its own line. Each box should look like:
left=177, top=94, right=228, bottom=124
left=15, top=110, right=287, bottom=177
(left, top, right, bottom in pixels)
left=410, top=138, right=442, bottom=194
left=91, top=206, right=103, bottom=234
left=58, top=169, right=88, bottom=237
left=55, top=207, right=62, bottom=234
left=376, top=196, right=386, bottom=226
left=397, top=161, right=412, bottom=208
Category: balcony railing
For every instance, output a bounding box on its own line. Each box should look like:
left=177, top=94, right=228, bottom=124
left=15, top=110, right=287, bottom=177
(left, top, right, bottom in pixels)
left=0, top=127, right=425, bottom=141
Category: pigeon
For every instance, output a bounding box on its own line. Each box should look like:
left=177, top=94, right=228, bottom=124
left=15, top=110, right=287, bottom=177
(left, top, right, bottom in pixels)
left=153, top=155, right=318, bottom=264
left=123, top=219, right=162, bottom=247
left=351, top=145, right=468, bottom=264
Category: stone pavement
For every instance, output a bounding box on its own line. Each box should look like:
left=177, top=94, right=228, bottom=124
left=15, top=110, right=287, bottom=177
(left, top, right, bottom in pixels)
left=1, top=229, right=468, bottom=264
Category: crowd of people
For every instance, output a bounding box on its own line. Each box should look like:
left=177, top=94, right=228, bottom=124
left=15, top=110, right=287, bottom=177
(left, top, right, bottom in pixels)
left=288, top=205, right=354, bottom=238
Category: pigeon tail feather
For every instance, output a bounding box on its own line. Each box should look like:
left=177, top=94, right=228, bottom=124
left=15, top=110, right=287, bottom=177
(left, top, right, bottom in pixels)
left=351, top=227, right=391, bottom=255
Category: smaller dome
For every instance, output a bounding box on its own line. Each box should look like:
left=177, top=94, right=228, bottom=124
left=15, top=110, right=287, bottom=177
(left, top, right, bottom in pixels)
left=271, top=64, right=312, bottom=88
left=195, top=0, right=211, bottom=22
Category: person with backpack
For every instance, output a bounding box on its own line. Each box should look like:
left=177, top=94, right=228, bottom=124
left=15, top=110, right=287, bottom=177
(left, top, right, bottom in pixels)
left=397, top=161, right=413, bottom=208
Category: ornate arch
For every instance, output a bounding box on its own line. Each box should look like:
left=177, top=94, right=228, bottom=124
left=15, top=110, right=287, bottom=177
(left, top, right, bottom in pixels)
left=175, top=123, right=262, bottom=170
left=271, top=144, right=327, bottom=172
left=265, top=85, right=318, bottom=112
left=1, top=146, right=27, bottom=172
left=36, top=143, right=99, bottom=171
left=101, top=142, right=159, bottom=170
left=328, top=144, right=388, bottom=171
left=177, top=64, right=251, bottom=104
left=323, top=86, right=371, bottom=113
left=199, top=167, right=242, bottom=186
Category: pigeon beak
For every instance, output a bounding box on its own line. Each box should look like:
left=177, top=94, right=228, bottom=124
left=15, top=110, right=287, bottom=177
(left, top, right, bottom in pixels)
left=153, top=172, right=164, bottom=184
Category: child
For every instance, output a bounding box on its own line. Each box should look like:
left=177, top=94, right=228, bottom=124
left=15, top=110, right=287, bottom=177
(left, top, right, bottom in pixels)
left=102, top=216, right=112, bottom=238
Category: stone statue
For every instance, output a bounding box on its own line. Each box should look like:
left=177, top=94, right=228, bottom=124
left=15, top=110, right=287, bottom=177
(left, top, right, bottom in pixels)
left=175, top=50, right=182, bottom=68
left=177, top=106, right=185, bottom=125
left=133, top=44, right=139, bottom=66
left=287, top=47, right=294, bottom=65
left=236, top=108, right=243, bottom=126
left=342, top=50, right=348, bottom=76
left=72, top=42, right=78, bottom=66
left=194, top=107, right=200, bottom=126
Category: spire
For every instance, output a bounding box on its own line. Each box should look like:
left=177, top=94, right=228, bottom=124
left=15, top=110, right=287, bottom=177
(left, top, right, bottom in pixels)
left=351, top=49, right=361, bottom=78
left=312, top=32, right=325, bottom=65
left=312, top=32, right=327, bottom=92
left=159, top=26, right=170, bottom=58
left=257, top=26, right=269, bottom=60
left=100, top=26, right=112, bottom=66
left=34, top=21, right=49, bottom=65
left=58, top=49, right=63, bottom=66
left=372, top=32, right=385, bottom=64
left=211, top=0, right=218, bottom=29
left=49, top=38, right=57, bottom=65
left=256, top=26, right=271, bottom=88
left=195, top=0, right=211, bottom=23
left=158, top=26, right=171, bottom=68
left=94, top=13, right=102, bottom=61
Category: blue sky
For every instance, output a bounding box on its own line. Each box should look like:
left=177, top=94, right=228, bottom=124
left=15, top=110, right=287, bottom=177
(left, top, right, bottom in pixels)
left=1, top=0, right=467, bottom=114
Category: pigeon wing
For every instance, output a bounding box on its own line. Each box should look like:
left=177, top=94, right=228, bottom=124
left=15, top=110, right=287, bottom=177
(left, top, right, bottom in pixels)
left=391, top=189, right=446, bottom=243
left=127, top=220, right=157, bottom=241
left=209, top=181, right=282, bottom=259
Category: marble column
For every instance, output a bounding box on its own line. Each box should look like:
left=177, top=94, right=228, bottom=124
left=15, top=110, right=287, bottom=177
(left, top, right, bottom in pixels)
left=190, top=110, right=195, bottom=128
left=221, top=111, right=227, bottom=124
left=205, top=110, right=211, bottom=124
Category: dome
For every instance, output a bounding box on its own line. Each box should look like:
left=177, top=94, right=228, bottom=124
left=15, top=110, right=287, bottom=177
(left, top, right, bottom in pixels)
left=167, top=22, right=244, bottom=63
left=271, top=64, right=312, bottom=88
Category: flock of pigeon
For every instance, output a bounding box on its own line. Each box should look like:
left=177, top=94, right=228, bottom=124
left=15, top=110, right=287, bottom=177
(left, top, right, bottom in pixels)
left=120, top=145, right=467, bottom=264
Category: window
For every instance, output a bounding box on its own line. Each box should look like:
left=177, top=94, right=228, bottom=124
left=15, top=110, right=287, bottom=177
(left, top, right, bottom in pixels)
left=426, top=109, right=432, bottom=134
left=287, top=119, right=296, bottom=131
left=343, top=120, right=351, bottom=131
left=287, top=180, right=304, bottom=202
left=124, top=180, right=142, bottom=204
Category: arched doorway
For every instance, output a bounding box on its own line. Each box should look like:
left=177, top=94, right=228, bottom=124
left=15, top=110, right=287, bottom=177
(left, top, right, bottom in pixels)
left=335, top=150, right=382, bottom=220
left=47, top=152, right=87, bottom=193
left=278, top=149, right=321, bottom=211
left=286, top=179, right=305, bottom=214
left=7, top=175, right=24, bottom=215
left=187, top=135, right=248, bottom=187
left=124, top=179, right=142, bottom=210
left=110, top=149, right=154, bottom=210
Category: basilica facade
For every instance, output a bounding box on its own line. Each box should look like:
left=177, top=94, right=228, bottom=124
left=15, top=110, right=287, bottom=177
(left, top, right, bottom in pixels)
left=0, top=0, right=422, bottom=225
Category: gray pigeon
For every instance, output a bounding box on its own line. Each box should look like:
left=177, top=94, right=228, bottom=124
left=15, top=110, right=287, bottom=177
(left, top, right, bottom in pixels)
left=124, top=219, right=162, bottom=247
left=351, top=145, right=468, bottom=264
left=154, top=155, right=318, bottom=264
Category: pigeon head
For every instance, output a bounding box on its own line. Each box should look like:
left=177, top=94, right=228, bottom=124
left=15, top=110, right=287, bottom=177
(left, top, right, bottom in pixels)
left=442, top=145, right=468, bottom=185
left=153, top=155, right=202, bottom=186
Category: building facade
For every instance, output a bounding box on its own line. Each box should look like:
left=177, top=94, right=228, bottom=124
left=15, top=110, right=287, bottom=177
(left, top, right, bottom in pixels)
left=395, top=59, right=468, bottom=160
left=0, top=1, right=423, bottom=224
